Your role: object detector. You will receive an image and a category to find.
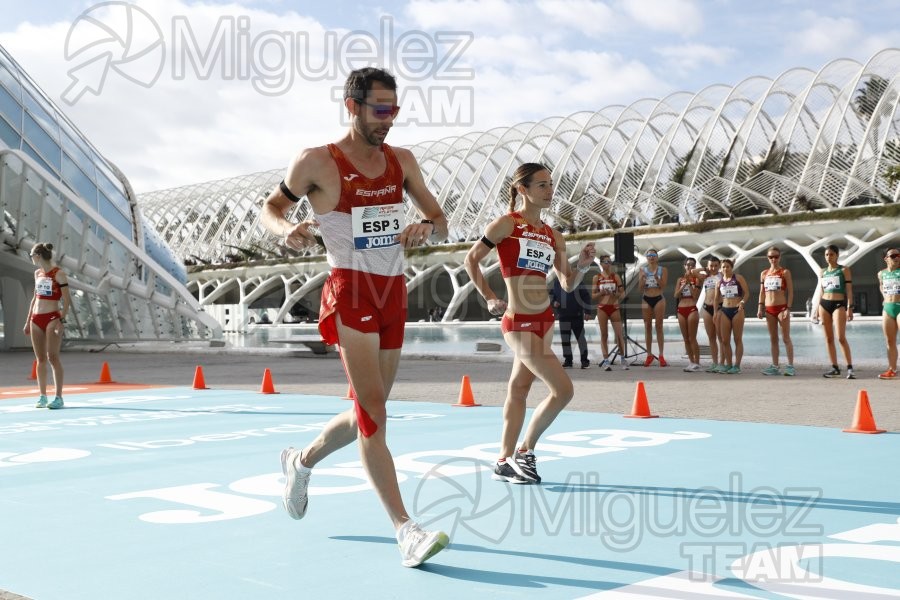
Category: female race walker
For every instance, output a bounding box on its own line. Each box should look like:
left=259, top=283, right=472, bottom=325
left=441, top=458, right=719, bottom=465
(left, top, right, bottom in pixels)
left=638, top=248, right=668, bottom=366
left=877, top=247, right=900, bottom=379
left=24, top=243, right=71, bottom=409
left=465, top=163, right=595, bottom=484
left=815, top=245, right=855, bottom=379
left=591, top=254, right=628, bottom=370
left=700, top=256, right=722, bottom=372
left=711, top=258, right=750, bottom=374
left=674, top=257, right=701, bottom=371
left=757, top=246, right=795, bottom=376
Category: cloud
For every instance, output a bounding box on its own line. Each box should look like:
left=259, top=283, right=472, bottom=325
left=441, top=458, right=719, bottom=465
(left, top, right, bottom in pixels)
left=2, top=0, right=894, bottom=197
left=1, top=0, right=672, bottom=193
left=792, top=13, right=861, bottom=56
left=1, top=0, right=396, bottom=191
left=405, top=0, right=519, bottom=30
left=536, top=0, right=618, bottom=37
left=619, top=0, right=703, bottom=36
left=406, top=0, right=620, bottom=37
left=653, top=43, right=736, bottom=76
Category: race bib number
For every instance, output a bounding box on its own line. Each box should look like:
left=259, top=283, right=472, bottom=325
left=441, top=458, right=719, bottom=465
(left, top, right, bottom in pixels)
left=352, top=204, right=403, bottom=250
left=645, top=275, right=659, bottom=289
left=721, top=283, right=739, bottom=299
left=764, top=275, right=782, bottom=292
left=884, top=280, right=900, bottom=295
left=599, top=283, right=617, bottom=294
left=822, top=274, right=841, bottom=292
left=35, top=276, right=54, bottom=298
left=680, top=281, right=694, bottom=297
left=703, top=277, right=718, bottom=291
left=517, top=239, right=554, bottom=274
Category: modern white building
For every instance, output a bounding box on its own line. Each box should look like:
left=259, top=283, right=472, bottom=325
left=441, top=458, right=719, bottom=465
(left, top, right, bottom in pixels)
left=0, top=44, right=220, bottom=350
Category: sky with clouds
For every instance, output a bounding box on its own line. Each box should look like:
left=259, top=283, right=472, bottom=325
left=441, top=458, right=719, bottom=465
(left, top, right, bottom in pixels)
left=1, top=0, right=897, bottom=194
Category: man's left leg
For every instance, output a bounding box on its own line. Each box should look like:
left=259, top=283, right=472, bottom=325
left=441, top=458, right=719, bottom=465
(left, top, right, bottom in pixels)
left=337, top=317, right=449, bottom=567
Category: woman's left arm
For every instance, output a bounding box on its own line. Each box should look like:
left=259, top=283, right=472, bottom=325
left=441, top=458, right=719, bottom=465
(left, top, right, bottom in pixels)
left=57, top=271, right=72, bottom=333
left=784, top=269, right=794, bottom=309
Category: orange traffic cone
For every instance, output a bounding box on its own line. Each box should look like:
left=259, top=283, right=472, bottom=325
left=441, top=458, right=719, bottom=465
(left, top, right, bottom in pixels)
left=29, top=359, right=37, bottom=380
left=625, top=381, right=658, bottom=418
left=453, top=375, right=482, bottom=407
left=96, top=362, right=114, bottom=384
left=260, top=368, right=278, bottom=394
left=843, top=390, right=885, bottom=434
left=192, top=365, right=208, bottom=390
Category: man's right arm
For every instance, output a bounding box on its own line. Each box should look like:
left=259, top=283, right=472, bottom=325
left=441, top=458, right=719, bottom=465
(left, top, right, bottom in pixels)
left=261, top=147, right=324, bottom=250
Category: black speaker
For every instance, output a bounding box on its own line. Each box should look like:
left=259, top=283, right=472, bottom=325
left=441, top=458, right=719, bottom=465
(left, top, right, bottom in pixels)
left=614, top=232, right=635, bottom=264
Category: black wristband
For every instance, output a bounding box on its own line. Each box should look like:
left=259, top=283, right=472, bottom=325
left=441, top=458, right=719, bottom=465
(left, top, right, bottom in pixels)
left=420, top=219, right=435, bottom=233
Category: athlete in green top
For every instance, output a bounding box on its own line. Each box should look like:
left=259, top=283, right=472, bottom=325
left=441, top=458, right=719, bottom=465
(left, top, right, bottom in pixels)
left=878, top=247, right=900, bottom=379
left=816, top=245, right=854, bottom=379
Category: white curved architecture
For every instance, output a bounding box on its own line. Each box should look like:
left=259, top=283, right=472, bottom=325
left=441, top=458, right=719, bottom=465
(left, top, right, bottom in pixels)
left=138, top=50, right=900, bottom=328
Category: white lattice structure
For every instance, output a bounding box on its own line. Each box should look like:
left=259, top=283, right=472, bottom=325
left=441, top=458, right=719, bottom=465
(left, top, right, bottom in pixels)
left=139, top=50, right=900, bottom=327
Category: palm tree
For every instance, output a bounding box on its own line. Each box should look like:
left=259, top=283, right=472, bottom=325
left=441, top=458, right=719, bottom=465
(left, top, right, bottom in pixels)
left=884, top=164, right=900, bottom=188
left=853, top=75, right=889, bottom=120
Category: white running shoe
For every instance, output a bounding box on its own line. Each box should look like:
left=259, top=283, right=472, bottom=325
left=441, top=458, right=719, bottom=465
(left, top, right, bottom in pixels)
left=280, top=447, right=311, bottom=520
left=397, top=521, right=450, bottom=567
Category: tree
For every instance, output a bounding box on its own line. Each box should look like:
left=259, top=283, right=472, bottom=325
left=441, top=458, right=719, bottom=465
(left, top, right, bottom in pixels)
left=883, top=164, right=900, bottom=189
left=853, top=75, right=889, bottom=120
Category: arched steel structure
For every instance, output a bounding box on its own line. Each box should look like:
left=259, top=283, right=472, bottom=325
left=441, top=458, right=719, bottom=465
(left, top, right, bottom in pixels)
left=138, top=50, right=900, bottom=328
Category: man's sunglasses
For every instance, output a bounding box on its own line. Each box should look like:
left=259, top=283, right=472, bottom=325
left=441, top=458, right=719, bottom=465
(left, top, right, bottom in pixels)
left=357, top=99, right=400, bottom=119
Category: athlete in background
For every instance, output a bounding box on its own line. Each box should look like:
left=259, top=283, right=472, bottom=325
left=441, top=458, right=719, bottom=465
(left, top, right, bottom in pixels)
left=24, top=242, right=70, bottom=409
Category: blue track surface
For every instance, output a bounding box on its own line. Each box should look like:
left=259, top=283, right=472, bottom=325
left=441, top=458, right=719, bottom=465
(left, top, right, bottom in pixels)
left=2, top=388, right=899, bottom=599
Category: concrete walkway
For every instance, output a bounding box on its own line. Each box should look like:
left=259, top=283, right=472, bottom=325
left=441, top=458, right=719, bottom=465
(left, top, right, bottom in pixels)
left=2, top=344, right=896, bottom=432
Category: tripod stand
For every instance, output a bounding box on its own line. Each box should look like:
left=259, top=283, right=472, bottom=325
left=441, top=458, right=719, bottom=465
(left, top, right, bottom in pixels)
left=606, top=262, right=649, bottom=368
